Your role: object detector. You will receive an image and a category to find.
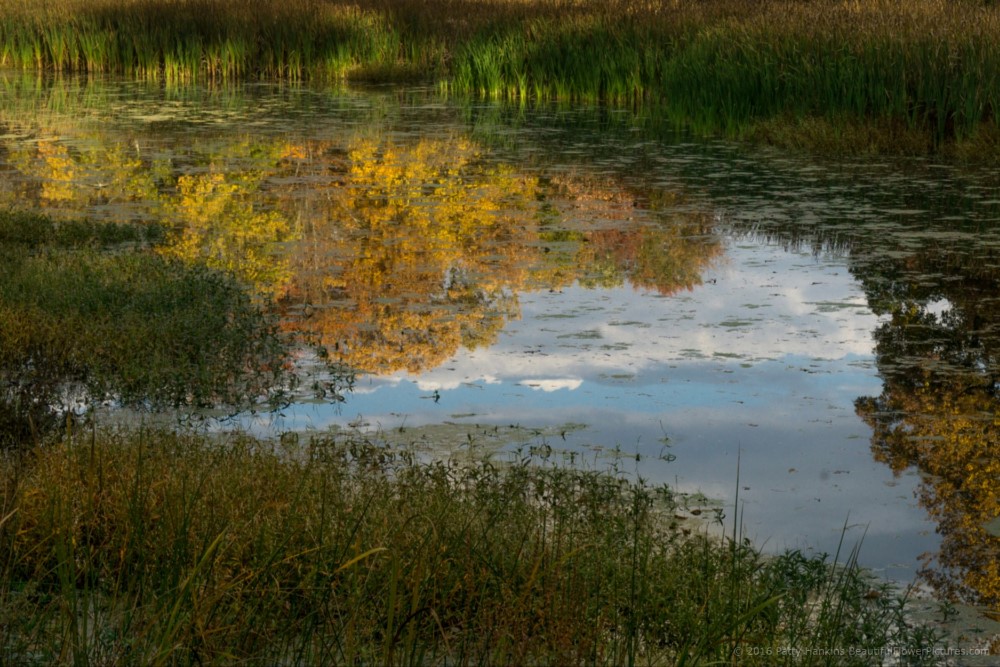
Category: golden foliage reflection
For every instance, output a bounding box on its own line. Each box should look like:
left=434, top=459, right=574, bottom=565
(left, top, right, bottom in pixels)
left=1, top=112, right=721, bottom=376
left=857, top=298, right=1000, bottom=610
left=278, top=138, right=722, bottom=374
left=4, top=126, right=294, bottom=297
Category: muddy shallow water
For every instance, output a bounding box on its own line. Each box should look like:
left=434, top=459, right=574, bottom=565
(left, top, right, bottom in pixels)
left=3, top=74, right=1000, bottom=622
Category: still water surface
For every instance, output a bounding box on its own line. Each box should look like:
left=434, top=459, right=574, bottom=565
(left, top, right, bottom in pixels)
left=3, top=75, right=999, bottom=613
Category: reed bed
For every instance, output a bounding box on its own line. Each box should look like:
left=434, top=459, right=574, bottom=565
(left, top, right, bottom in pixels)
left=0, top=427, right=945, bottom=665
left=1, top=0, right=999, bottom=147
left=0, top=0, right=409, bottom=82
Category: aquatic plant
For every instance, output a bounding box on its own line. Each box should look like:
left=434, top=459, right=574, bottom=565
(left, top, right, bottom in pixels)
left=0, top=426, right=947, bottom=665
left=0, top=0, right=409, bottom=81
left=0, top=211, right=291, bottom=446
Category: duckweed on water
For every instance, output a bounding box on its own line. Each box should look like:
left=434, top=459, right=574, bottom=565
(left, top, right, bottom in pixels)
left=0, top=428, right=948, bottom=665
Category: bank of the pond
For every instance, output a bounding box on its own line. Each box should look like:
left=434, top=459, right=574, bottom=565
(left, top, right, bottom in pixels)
left=2, top=0, right=999, bottom=155
left=0, top=427, right=951, bottom=665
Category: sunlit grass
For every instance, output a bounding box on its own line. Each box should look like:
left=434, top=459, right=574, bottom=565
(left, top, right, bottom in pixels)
left=1, top=0, right=998, bottom=150
left=0, top=0, right=412, bottom=81
left=0, top=426, right=946, bottom=665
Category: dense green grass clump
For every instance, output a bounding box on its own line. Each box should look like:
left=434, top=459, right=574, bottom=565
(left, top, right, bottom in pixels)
left=0, top=0, right=410, bottom=82
left=0, top=213, right=164, bottom=249
left=656, top=1, right=1000, bottom=147
left=0, top=428, right=944, bottom=665
left=0, top=211, right=290, bottom=446
left=449, top=16, right=668, bottom=103
left=3, top=0, right=1000, bottom=149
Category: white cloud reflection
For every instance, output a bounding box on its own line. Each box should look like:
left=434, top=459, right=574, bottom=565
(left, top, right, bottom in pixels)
left=387, top=241, right=879, bottom=394
left=518, top=378, right=583, bottom=392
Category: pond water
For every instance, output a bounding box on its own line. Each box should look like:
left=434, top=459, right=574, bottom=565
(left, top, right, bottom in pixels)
left=3, top=74, right=1000, bottom=616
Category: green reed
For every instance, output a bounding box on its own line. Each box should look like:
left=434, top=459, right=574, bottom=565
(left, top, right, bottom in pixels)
left=0, top=427, right=946, bottom=665
left=0, top=0, right=404, bottom=82
left=450, top=18, right=667, bottom=104
left=2, top=0, right=999, bottom=147
left=660, top=24, right=1000, bottom=144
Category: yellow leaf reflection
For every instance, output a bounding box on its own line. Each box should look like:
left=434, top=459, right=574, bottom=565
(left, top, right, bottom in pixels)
left=281, top=135, right=542, bottom=374
left=159, top=170, right=294, bottom=298
left=858, top=303, right=1000, bottom=609
left=1, top=98, right=722, bottom=378
left=35, top=140, right=78, bottom=202
left=280, top=138, right=722, bottom=375
left=4, top=120, right=297, bottom=298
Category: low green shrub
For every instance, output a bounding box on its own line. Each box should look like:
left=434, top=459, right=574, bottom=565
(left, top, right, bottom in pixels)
left=0, top=211, right=290, bottom=447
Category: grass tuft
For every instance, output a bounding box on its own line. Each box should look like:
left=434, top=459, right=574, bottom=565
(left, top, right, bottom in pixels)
left=0, top=210, right=292, bottom=447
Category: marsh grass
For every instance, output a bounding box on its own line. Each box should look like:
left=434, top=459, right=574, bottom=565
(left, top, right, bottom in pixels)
left=2, top=0, right=999, bottom=149
left=0, top=212, right=166, bottom=250
left=745, top=115, right=939, bottom=157
left=0, top=211, right=291, bottom=447
left=0, top=0, right=411, bottom=82
left=0, top=427, right=946, bottom=665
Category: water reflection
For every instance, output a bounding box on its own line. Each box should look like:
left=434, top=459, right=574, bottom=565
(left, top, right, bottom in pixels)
left=3, top=74, right=1000, bottom=614
left=856, top=239, right=1000, bottom=609
left=1, top=78, right=721, bottom=375
left=722, top=166, right=1000, bottom=610
left=1, top=94, right=299, bottom=296
left=281, top=142, right=720, bottom=373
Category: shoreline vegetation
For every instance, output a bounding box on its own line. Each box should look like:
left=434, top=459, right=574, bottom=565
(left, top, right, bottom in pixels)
left=2, top=0, right=1000, bottom=156
left=0, top=0, right=982, bottom=655
left=1, top=427, right=949, bottom=665
left=0, top=212, right=296, bottom=449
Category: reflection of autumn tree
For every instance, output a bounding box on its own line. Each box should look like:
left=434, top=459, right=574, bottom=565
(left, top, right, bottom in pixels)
left=9, top=134, right=162, bottom=208
left=281, top=137, right=542, bottom=374
left=545, top=175, right=720, bottom=294
left=859, top=384, right=1000, bottom=606
left=855, top=254, right=1000, bottom=608
left=729, top=197, right=1000, bottom=610
left=5, top=126, right=297, bottom=297
left=157, top=145, right=298, bottom=298
left=280, top=142, right=722, bottom=374
left=32, top=140, right=77, bottom=202
left=1, top=111, right=722, bottom=377
left=581, top=222, right=718, bottom=294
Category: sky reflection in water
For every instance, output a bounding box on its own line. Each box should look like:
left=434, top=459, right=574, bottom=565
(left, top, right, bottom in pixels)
left=277, top=238, right=932, bottom=583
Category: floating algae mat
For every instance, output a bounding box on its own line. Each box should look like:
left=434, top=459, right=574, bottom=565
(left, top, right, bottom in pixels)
left=4, top=75, right=1000, bottom=623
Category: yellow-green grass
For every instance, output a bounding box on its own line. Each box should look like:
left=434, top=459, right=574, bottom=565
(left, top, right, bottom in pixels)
left=0, top=0, right=409, bottom=82
left=0, top=427, right=945, bottom=665
left=1, top=0, right=999, bottom=150
left=0, top=211, right=292, bottom=446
